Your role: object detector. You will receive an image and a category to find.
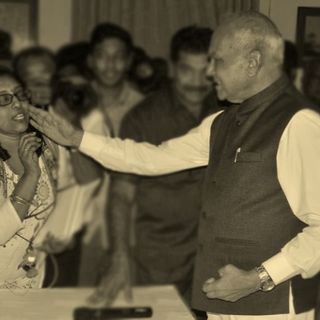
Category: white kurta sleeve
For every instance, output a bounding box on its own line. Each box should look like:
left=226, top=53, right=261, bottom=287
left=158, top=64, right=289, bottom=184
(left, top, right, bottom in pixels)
left=79, top=112, right=222, bottom=175
left=263, top=108, right=320, bottom=284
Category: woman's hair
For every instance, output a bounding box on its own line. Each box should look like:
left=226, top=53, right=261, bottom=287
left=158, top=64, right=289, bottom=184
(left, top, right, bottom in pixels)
left=0, top=66, right=20, bottom=83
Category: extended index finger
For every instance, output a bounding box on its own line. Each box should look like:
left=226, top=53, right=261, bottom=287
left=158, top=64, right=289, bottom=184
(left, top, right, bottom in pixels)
left=28, top=104, right=47, bottom=119
left=28, top=106, right=57, bottom=134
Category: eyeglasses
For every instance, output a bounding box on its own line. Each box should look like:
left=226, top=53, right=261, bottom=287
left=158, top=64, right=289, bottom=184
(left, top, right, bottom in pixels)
left=0, top=88, right=31, bottom=107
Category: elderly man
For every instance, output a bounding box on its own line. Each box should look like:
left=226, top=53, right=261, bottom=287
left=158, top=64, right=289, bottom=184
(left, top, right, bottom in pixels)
left=29, top=11, right=320, bottom=319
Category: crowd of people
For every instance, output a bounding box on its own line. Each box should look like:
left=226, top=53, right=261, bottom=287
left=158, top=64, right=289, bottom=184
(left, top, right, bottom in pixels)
left=0, top=9, right=320, bottom=320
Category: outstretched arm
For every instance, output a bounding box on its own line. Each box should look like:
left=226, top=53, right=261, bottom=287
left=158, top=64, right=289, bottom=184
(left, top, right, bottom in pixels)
left=28, top=105, right=84, bottom=147
left=29, top=105, right=221, bottom=176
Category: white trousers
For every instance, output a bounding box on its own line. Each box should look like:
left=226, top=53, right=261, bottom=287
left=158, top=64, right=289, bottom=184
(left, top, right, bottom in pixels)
left=207, top=287, right=315, bottom=320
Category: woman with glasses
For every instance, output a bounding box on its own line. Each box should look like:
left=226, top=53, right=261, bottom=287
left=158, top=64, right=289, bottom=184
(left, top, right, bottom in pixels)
left=0, top=68, right=58, bottom=289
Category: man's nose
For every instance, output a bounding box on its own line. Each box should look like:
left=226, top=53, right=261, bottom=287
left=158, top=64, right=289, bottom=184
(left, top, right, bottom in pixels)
left=192, top=72, right=208, bottom=87
left=104, top=59, right=117, bottom=70
left=206, top=60, right=215, bottom=78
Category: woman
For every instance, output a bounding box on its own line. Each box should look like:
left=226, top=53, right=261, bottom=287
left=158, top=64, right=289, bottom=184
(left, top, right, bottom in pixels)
left=0, top=69, right=57, bottom=289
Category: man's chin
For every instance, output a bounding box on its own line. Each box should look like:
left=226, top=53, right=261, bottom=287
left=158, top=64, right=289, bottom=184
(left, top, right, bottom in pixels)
left=217, top=91, right=227, bottom=101
left=98, top=76, right=123, bottom=88
left=183, top=94, right=208, bottom=105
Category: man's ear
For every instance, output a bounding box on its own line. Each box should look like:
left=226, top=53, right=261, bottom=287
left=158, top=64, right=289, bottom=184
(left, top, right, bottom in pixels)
left=247, top=50, right=262, bottom=77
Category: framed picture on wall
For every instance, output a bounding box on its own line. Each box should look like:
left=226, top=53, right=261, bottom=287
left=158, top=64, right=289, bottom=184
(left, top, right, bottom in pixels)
left=296, top=6, right=320, bottom=61
left=0, top=0, right=38, bottom=52
left=296, top=6, right=320, bottom=106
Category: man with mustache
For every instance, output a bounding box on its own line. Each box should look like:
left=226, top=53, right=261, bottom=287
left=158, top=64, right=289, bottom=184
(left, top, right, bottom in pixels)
left=93, top=26, right=220, bottom=315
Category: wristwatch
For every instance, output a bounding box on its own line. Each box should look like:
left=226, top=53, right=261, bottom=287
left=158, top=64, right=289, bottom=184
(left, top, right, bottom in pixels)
left=255, top=265, right=276, bottom=292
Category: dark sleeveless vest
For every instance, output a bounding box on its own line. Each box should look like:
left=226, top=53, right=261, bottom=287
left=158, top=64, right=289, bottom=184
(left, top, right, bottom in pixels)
left=191, top=76, right=320, bottom=315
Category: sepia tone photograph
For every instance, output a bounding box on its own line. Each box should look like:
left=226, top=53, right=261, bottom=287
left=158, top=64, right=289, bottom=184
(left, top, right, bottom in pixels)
left=0, top=0, right=319, bottom=319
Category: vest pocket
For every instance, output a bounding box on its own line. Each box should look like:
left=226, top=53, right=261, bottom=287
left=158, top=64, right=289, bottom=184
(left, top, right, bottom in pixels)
left=212, top=237, right=260, bottom=271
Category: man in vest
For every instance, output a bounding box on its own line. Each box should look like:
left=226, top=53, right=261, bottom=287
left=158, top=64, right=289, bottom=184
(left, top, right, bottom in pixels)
left=28, top=11, right=320, bottom=320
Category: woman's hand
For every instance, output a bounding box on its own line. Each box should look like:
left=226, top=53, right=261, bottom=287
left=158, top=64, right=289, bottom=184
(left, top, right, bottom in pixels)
left=18, top=132, right=41, bottom=178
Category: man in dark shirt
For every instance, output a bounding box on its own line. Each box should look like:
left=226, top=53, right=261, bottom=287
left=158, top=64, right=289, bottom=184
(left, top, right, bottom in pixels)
left=95, top=26, right=220, bottom=309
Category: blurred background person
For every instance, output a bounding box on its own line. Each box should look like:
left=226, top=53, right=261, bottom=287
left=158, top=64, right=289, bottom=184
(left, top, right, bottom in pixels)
left=40, top=65, right=103, bottom=287
left=92, top=26, right=221, bottom=320
left=0, top=29, right=13, bottom=69
left=303, top=58, right=320, bottom=106
left=13, top=47, right=56, bottom=109
left=283, top=40, right=299, bottom=84
left=283, top=40, right=304, bottom=92
left=87, top=22, right=144, bottom=135
left=85, top=23, right=144, bottom=285
left=12, top=43, right=106, bottom=287
left=53, top=41, right=111, bottom=286
left=128, top=46, right=169, bottom=95
left=56, top=41, right=90, bottom=78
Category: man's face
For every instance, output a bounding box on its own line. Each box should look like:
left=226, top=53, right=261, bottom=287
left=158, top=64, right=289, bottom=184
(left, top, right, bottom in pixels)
left=89, top=38, right=131, bottom=88
left=172, top=52, right=211, bottom=106
left=206, top=31, right=248, bottom=103
left=23, top=60, right=53, bottom=107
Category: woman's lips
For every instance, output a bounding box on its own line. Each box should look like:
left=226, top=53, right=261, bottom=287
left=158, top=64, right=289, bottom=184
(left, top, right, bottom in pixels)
left=12, top=113, right=26, bottom=121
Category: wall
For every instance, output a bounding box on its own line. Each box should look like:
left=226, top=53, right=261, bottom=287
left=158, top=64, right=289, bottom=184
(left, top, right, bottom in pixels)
left=35, top=0, right=320, bottom=52
left=259, top=0, right=320, bottom=41
left=37, top=0, right=72, bottom=51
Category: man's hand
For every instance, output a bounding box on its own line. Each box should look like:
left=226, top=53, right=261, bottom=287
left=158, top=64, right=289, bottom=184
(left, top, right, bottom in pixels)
left=28, top=105, right=83, bottom=148
left=87, top=251, right=132, bottom=307
left=202, top=264, right=261, bottom=302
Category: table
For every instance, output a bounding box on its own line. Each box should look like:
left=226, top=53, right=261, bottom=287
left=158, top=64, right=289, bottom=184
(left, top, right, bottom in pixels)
left=0, top=285, right=194, bottom=320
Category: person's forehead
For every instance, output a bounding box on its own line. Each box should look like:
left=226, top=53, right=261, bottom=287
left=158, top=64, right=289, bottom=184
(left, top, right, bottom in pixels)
left=61, top=74, right=87, bottom=85
left=22, top=60, right=54, bottom=83
left=210, top=27, right=236, bottom=56
left=94, top=38, right=128, bottom=54
left=177, top=51, right=208, bottom=65
left=0, top=76, right=20, bottom=91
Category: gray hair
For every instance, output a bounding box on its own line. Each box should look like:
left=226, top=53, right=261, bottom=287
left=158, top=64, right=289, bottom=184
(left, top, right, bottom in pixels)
left=220, top=11, right=284, bottom=67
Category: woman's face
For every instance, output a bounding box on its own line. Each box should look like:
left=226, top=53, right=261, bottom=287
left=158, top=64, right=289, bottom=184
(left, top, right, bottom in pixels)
left=0, top=76, right=30, bottom=137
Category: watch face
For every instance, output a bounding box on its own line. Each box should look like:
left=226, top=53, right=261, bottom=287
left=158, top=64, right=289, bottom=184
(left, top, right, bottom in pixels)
left=262, top=280, right=275, bottom=292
